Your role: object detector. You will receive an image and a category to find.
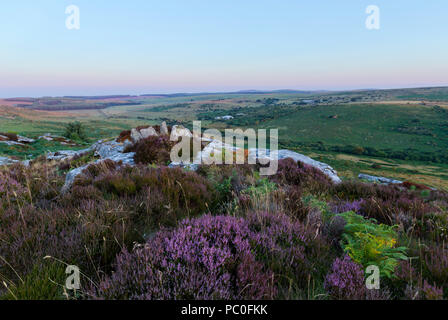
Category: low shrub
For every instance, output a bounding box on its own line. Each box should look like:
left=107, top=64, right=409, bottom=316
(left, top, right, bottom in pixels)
left=72, top=164, right=217, bottom=227
left=197, top=164, right=257, bottom=206
left=125, top=135, right=174, bottom=165
left=330, top=200, right=364, bottom=215
left=324, top=255, right=391, bottom=300
left=271, top=158, right=333, bottom=194
left=93, top=211, right=332, bottom=300
left=422, top=245, right=448, bottom=295
left=360, top=196, right=436, bottom=226
left=282, top=186, right=310, bottom=221
left=246, top=211, right=332, bottom=298
left=0, top=132, right=18, bottom=141
left=422, top=280, right=444, bottom=300
left=64, top=122, right=88, bottom=142
left=92, top=214, right=276, bottom=300
left=325, top=255, right=366, bottom=300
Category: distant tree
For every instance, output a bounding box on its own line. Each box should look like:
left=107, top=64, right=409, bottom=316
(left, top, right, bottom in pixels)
left=64, top=121, right=88, bottom=142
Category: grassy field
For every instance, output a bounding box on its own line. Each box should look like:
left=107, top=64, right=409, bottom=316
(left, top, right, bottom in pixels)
left=262, top=103, right=448, bottom=152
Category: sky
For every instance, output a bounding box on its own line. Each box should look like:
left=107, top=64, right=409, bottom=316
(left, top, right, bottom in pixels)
left=0, top=0, right=447, bottom=97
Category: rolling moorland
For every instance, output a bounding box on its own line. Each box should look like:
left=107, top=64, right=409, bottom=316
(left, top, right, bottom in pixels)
left=1, top=86, right=448, bottom=189
left=0, top=86, right=447, bottom=300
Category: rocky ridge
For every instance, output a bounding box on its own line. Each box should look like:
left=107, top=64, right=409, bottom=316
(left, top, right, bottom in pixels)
left=1, top=122, right=344, bottom=191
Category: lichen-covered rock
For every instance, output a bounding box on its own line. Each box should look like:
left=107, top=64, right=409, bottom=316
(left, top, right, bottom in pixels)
left=0, top=156, right=18, bottom=166
left=46, top=149, right=92, bottom=161
left=0, top=140, right=25, bottom=146
left=131, top=128, right=143, bottom=143
left=17, top=135, right=35, bottom=143
left=170, top=125, right=192, bottom=141
left=140, top=127, right=158, bottom=139
left=92, top=140, right=124, bottom=158
left=160, top=121, right=169, bottom=135
left=61, top=151, right=135, bottom=193
left=268, top=149, right=341, bottom=184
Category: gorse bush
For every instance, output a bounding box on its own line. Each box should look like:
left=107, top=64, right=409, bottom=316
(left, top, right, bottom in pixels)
left=64, top=121, right=88, bottom=142
left=337, top=211, right=408, bottom=278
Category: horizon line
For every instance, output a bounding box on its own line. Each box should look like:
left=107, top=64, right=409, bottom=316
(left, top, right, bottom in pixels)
left=2, top=85, right=448, bottom=100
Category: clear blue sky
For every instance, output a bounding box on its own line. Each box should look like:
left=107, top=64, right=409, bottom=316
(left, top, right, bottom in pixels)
left=0, top=0, right=447, bottom=97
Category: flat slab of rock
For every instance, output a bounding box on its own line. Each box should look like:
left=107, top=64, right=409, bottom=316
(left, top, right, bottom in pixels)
left=0, top=156, right=29, bottom=167
left=0, top=156, right=18, bottom=166
left=190, top=139, right=342, bottom=184
left=358, top=173, right=403, bottom=185
left=47, top=148, right=92, bottom=161
left=0, top=140, right=25, bottom=146
left=17, top=135, right=35, bottom=143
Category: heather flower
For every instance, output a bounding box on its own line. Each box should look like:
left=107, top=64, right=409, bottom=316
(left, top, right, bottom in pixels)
left=271, top=158, right=333, bottom=194
left=93, top=211, right=331, bottom=300
left=422, top=280, right=444, bottom=300
left=246, top=211, right=331, bottom=292
left=330, top=200, right=364, bottom=214
left=423, top=245, right=448, bottom=289
left=325, top=255, right=366, bottom=300
left=0, top=171, right=27, bottom=205
left=93, top=214, right=276, bottom=300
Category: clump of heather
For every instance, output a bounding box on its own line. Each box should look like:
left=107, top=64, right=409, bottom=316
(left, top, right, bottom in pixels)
left=71, top=163, right=217, bottom=227
left=422, top=280, right=444, bottom=300
left=332, top=181, right=401, bottom=202
left=197, top=163, right=257, bottom=205
left=270, top=158, right=333, bottom=194
left=93, top=211, right=332, bottom=300
left=282, top=186, right=310, bottom=221
left=330, top=200, right=364, bottom=214
left=124, top=135, right=175, bottom=165
left=323, top=215, right=347, bottom=248
left=0, top=171, right=26, bottom=205
left=360, top=196, right=436, bottom=227
left=93, top=214, right=276, bottom=300
left=247, top=211, right=332, bottom=296
left=423, top=245, right=448, bottom=293
left=325, top=255, right=366, bottom=300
